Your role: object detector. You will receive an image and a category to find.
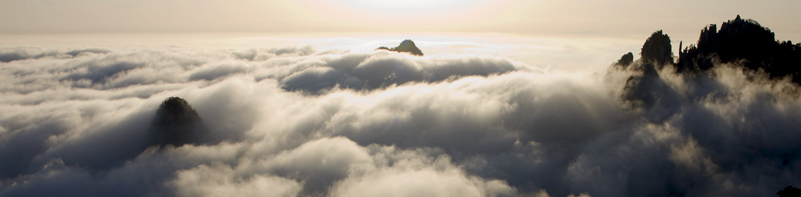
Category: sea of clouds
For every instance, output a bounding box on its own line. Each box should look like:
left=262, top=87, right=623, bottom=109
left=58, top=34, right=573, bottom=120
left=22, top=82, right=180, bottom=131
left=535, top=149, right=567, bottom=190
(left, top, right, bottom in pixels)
left=0, top=42, right=799, bottom=197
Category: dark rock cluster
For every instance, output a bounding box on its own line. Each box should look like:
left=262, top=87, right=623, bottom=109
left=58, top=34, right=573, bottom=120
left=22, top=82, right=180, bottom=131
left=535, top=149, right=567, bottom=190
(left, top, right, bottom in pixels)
left=616, top=15, right=801, bottom=85
left=676, top=15, right=801, bottom=83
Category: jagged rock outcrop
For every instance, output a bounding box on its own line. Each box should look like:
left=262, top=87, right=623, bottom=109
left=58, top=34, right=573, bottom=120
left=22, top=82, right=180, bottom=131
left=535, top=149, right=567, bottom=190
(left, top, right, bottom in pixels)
left=614, top=15, right=801, bottom=85
left=377, top=39, right=424, bottom=56
left=148, top=97, right=209, bottom=147
left=613, top=30, right=672, bottom=69
left=677, top=15, right=801, bottom=83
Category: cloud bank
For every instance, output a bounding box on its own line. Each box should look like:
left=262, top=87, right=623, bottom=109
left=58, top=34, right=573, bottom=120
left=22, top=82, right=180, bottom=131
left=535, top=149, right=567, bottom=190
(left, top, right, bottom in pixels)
left=1, top=26, right=800, bottom=197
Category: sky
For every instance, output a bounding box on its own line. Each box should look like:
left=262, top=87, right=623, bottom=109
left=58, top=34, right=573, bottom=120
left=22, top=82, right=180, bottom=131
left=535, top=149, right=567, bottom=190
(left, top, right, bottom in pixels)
left=2, top=1, right=801, bottom=197
left=1, top=0, right=800, bottom=39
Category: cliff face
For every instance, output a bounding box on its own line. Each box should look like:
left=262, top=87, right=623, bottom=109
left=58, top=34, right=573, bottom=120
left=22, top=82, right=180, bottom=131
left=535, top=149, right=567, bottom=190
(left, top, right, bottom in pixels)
left=149, top=97, right=209, bottom=147
left=377, top=39, right=424, bottom=56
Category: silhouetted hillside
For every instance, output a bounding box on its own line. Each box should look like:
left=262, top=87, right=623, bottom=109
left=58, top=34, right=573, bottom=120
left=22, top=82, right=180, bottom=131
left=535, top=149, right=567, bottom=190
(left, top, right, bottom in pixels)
left=149, top=97, right=209, bottom=147
left=377, top=39, right=424, bottom=56
left=777, top=185, right=801, bottom=197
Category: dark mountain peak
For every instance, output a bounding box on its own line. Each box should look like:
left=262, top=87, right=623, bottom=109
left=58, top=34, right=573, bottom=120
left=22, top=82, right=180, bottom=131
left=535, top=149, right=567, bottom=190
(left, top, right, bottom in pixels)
left=153, top=97, right=202, bottom=126
left=149, top=97, right=208, bottom=147
left=377, top=39, right=424, bottom=56
left=640, top=30, right=674, bottom=67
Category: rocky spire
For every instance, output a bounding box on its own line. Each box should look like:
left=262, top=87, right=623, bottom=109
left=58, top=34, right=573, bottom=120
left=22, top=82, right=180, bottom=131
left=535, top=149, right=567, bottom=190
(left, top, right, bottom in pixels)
left=640, top=30, right=674, bottom=67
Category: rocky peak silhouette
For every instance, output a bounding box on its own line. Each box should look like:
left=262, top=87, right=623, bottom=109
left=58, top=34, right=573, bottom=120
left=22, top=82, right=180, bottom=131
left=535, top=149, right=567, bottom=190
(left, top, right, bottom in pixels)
left=377, top=39, right=424, bottom=56
left=640, top=30, right=674, bottom=68
left=615, top=52, right=634, bottom=68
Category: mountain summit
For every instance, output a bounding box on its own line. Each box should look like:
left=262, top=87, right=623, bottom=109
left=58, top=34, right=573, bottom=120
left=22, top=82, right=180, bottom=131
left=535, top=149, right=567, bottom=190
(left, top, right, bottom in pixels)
left=377, top=39, right=424, bottom=56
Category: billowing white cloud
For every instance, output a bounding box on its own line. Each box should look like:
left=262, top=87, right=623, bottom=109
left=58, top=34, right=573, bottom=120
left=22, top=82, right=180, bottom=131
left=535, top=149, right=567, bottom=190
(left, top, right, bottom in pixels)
left=0, top=43, right=800, bottom=197
left=170, top=164, right=302, bottom=197
left=329, top=144, right=517, bottom=197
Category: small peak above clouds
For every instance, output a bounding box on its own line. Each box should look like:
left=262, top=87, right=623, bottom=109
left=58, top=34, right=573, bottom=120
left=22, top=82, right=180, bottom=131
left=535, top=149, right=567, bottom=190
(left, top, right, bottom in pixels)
left=376, top=39, right=424, bottom=56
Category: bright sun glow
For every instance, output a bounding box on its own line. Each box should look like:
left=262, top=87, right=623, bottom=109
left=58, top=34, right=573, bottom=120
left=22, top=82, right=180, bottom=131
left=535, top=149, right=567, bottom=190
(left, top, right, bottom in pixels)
left=335, top=0, right=483, bottom=12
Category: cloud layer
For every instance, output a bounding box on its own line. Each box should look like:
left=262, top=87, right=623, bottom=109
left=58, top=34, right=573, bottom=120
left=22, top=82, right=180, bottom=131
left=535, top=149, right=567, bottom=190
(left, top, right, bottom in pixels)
left=0, top=43, right=799, bottom=197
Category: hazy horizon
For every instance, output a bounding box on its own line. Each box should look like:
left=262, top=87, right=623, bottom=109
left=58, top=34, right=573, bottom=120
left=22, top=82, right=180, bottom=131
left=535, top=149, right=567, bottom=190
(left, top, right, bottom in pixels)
left=2, top=1, right=800, bottom=43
